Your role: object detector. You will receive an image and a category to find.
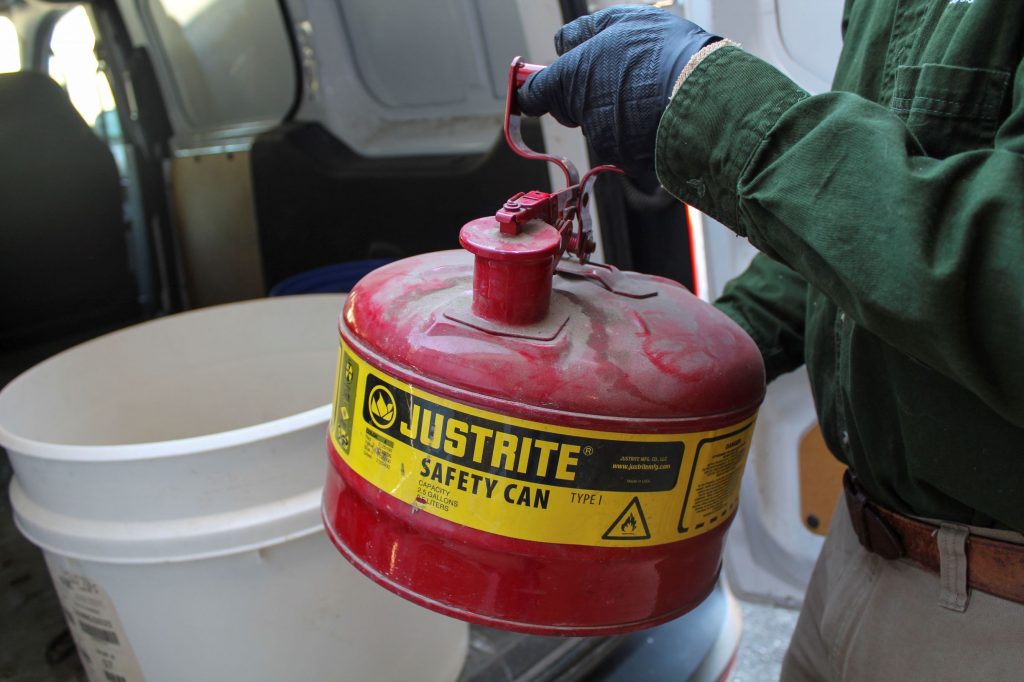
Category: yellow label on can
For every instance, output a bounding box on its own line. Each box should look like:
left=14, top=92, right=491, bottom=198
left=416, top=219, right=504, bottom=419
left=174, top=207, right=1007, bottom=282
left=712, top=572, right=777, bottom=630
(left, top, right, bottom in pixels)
left=330, top=343, right=755, bottom=548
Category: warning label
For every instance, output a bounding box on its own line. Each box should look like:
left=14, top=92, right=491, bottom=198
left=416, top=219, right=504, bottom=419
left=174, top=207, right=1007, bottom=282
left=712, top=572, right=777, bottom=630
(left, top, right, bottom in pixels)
left=603, top=498, right=651, bottom=541
left=330, top=343, right=756, bottom=547
left=678, top=430, right=752, bottom=534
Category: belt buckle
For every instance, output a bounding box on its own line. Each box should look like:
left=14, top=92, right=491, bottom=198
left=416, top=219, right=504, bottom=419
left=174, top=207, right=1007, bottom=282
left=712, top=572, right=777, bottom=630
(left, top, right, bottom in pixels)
left=843, top=471, right=905, bottom=561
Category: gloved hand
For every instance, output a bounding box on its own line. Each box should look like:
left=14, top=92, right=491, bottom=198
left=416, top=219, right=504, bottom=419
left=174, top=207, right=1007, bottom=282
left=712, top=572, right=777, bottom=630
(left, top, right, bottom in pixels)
left=517, top=5, right=720, bottom=175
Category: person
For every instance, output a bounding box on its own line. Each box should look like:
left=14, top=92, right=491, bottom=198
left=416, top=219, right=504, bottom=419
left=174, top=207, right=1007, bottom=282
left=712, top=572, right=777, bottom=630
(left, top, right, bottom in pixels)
left=518, top=3, right=1024, bottom=680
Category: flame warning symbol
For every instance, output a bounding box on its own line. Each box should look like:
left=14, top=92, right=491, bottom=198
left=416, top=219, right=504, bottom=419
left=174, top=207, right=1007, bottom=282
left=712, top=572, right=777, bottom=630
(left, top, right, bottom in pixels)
left=602, top=497, right=651, bottom=541
left=367, top=385, right=397, bottom=430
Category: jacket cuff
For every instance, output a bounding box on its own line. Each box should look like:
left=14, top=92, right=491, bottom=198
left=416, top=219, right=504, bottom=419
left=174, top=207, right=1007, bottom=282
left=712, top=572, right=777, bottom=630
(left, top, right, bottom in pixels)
left=670, top=39, right=739, bottom=98
left=655, top=46, right=808, bottom=231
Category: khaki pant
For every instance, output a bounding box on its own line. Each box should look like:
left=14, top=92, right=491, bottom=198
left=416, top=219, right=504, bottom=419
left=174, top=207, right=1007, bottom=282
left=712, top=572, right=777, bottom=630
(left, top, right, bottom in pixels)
left=780, top=501, right=1024, bottom=681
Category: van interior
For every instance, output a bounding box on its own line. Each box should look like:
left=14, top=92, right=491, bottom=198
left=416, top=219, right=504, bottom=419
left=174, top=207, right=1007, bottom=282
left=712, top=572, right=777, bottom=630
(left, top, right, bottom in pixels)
left=0, top=1, right=847, bottom=680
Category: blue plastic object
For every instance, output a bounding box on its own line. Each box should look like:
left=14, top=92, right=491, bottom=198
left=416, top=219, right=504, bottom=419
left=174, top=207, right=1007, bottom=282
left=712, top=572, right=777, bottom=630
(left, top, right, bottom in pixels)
left=269, top=260, right=395, bottom=296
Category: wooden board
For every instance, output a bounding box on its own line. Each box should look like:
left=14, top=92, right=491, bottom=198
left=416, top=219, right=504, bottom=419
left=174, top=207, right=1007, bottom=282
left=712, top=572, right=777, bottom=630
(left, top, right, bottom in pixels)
left=171, top=151, right=265, bottom=307
left=798, top=425, right=847, bottom=535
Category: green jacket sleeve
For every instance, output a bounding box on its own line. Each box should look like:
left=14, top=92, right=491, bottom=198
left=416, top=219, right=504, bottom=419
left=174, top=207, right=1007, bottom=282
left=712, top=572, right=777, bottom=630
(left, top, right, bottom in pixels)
left=656, top=46, right=1024, bottom=427
left=714, top=253, right=808, bottom=384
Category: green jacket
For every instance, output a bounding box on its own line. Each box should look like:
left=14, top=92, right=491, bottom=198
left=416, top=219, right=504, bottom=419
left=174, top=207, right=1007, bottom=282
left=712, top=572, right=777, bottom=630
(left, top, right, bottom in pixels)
left=656, top=0, right=1023, bottom=531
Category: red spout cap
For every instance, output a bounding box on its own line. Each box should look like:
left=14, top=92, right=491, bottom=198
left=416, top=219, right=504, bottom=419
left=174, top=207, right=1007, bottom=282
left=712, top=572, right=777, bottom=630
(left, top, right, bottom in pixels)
left=459, top=217, right=561, bottom=326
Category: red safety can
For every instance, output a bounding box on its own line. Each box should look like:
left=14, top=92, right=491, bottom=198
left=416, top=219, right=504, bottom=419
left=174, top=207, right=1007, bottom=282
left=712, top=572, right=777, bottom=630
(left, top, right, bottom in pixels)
left=321, top=60, right=765, bottom=636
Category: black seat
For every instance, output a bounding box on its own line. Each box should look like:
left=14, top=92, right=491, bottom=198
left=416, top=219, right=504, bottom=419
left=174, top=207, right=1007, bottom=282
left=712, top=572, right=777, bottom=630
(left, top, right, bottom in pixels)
left=0, top=71, right=138, bottom=352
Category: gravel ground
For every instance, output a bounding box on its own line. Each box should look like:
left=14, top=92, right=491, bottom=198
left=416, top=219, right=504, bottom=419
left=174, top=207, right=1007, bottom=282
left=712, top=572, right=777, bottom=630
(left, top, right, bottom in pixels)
left=730, top=600, right=801, bottom=682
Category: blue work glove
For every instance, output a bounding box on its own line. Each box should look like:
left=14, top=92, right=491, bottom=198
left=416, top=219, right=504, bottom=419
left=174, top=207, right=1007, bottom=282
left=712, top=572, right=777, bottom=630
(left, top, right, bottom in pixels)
left=517, top=5, right=720, bottom=175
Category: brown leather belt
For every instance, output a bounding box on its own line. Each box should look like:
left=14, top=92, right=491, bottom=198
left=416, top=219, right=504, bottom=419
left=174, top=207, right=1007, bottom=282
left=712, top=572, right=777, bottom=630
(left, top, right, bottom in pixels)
left=843, top=470, right=1024, bottom=605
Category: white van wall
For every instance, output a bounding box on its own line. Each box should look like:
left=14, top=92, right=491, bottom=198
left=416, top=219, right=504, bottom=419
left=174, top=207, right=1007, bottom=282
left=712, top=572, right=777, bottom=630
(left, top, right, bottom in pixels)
left=284, top=0, right=529, bottom=158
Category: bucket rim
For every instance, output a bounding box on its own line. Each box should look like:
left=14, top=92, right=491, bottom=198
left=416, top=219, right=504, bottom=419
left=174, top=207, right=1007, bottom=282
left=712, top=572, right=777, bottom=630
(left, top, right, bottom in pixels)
left=10, top=478, right=327, bottom=563
left=0, top=294, right=343, bottom=462
left=0, top=404, right=331, bottom=462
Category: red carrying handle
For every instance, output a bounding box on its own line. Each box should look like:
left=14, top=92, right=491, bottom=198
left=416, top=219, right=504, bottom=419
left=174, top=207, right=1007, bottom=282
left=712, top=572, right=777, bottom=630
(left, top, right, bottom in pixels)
left=502, top=57, right=624, bottom=262
left=504, top=58, right=577, bottom=188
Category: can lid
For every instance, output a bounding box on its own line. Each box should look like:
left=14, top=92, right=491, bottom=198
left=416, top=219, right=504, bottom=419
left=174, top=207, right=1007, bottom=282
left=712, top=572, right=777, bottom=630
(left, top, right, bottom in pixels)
left=459, top=217, right=561, bottom=261
left=459, top=218, right=561, bottom=326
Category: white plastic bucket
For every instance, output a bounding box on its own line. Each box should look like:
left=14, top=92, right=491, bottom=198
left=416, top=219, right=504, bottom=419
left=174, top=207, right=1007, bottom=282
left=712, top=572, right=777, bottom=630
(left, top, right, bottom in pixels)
left=0, top=295, right=468, bottom=682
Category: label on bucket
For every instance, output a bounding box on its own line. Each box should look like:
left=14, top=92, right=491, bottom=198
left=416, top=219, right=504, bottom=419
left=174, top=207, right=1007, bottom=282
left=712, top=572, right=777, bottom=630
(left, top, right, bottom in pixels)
left=331, top=344, right=755, bottom=548
left=46, top=557, right=144, bottom=682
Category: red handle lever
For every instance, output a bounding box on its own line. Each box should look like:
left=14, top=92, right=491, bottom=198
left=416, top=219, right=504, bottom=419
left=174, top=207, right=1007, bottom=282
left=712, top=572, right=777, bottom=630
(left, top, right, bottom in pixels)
left=504, top=58, right=576, bottom=187
left=501, top=57, right=624, bottom=263
left=513, top=61, right=543, bottom=89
